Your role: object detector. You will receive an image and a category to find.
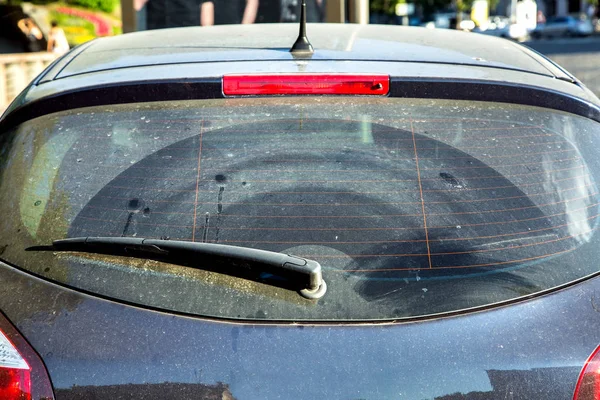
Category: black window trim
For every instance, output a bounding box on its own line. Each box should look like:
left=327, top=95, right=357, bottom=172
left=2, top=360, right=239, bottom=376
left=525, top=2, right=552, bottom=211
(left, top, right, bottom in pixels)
left=1, top=77, right=599, bottom=134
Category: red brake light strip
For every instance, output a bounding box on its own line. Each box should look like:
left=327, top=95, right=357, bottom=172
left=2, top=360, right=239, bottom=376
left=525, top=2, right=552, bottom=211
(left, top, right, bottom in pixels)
left=223, top=74, right=390, bottom=96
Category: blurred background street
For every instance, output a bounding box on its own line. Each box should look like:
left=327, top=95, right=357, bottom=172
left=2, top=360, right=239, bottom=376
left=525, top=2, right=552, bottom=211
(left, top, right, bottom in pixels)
left=527, top=36, right=600, bottom=95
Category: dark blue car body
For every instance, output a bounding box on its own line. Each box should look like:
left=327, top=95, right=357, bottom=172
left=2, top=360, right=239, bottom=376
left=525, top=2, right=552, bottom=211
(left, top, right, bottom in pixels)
left=1, top=24, right=600, bottom=400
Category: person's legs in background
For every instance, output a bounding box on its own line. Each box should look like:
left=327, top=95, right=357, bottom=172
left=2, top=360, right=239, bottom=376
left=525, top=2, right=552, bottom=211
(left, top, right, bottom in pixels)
left=201, top=1, right=215, bottom=26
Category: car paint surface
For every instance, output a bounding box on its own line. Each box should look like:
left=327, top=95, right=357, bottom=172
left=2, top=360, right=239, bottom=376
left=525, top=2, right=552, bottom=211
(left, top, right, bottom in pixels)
left=46, top=24, right=558, bottom=78
left=2, top=260, right=600, bottom=400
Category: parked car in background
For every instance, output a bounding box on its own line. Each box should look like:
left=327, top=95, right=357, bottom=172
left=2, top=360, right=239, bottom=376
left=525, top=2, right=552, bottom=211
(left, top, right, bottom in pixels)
left=421, top=11, right=471, bottom=29
left=2, top=20, right=600, bottom=400
left=473, top=16, right=529, bottom=41
left=532, top=15, right=594, bottom=38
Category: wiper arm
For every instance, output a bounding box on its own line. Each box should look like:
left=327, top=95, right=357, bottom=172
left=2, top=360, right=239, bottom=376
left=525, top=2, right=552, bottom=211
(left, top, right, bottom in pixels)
left=33, top=237, right=327, bottom=299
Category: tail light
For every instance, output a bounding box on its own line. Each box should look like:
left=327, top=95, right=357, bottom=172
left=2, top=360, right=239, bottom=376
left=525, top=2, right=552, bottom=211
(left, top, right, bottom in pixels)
left=573, top=345, right=600, bottom=400
left=223, top=74, right=390, bottom=96
left=0, top=329, right=30, bottom=400
left=0, top=312, right=54, bottom=400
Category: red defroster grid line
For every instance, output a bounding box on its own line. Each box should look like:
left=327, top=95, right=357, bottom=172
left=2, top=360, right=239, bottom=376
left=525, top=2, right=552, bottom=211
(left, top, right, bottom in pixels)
left=218, top=229, right=592, bottom=258
left=99, top=172, right=591, bottom=196
left=330, top=248, right=578, bottom=272
left=81, top=122, right=543, bottom=136
left=411, top=118, right=433, bottom=269
left=92, top=163, right=586, bottom=184
left=191, top=119, right=205, bottom=242
left=93, top=154, right=583, bottom=174
left=210, top=212, right=599, bottom=245
left=90, top=182, right=595, bottom=208
left=74, top=201, right=599, bottom=233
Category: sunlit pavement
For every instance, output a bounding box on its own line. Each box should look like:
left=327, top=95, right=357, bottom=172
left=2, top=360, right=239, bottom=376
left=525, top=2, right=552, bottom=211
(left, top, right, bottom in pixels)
left=525, top=35, right=600, bottom=97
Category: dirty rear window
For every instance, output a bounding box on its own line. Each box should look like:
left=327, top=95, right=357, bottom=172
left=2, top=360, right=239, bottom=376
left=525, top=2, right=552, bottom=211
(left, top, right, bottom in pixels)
left=1, top=97, right=599, bottom=321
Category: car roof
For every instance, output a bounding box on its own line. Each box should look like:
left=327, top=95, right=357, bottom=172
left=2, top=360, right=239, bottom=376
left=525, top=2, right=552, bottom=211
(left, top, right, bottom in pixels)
left=44, top=24, right=567, bottom=80
left=3, top=23, right=600, bottom=129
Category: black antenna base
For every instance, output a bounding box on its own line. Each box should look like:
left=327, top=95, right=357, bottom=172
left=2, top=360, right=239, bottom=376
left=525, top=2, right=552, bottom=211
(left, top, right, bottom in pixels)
left=291, top=36, right=314, bottom=54
left=290, top=0, right=314, bottom=54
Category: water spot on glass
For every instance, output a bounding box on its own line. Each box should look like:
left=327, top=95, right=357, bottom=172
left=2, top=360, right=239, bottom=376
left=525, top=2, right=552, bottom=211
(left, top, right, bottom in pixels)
left=440, top=172, right=460, bottom=187
left=215, top=174, right=227, bottom=184
left=128, top=198, right=145, bottom=213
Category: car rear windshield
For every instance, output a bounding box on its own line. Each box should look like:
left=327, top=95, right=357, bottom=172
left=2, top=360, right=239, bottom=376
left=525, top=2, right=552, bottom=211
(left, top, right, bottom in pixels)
left=1, top=97, right=599, bottom=321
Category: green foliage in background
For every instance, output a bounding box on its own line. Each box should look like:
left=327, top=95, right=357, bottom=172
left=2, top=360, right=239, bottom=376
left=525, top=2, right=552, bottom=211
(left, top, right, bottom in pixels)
left=370, top=0, right=500, bottom=16
left=370, top=0, right=402, bottom=15
left=4, top=0, right=117, bottom=12
left=5, top=0, right=57, bottom=4
left=65, top=0, right=118, bottom=13
left=50, top=10, right=96, bottom=46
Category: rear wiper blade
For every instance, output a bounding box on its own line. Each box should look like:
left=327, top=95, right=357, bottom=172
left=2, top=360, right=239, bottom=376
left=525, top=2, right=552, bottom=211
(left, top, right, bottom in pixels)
left=32, top=237, right=327, bottom=299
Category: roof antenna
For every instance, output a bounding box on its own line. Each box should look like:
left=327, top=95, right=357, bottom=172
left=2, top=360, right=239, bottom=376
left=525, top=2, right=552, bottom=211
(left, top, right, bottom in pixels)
left=290, top=0, right=314, bottom=54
